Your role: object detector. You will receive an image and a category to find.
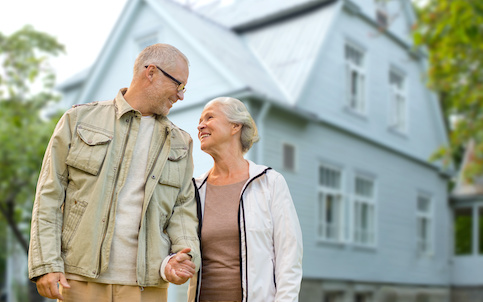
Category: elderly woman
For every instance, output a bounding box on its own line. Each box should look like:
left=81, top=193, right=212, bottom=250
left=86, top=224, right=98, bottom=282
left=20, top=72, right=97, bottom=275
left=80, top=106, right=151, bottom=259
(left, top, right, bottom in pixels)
left=189, top=97, right=303, bottom=302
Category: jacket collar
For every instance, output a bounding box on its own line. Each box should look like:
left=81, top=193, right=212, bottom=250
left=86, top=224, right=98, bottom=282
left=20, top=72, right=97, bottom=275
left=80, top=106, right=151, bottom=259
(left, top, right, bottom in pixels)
left=114, top=88, right=138, bottom=119
left=113, top=88, right=173, bottom=129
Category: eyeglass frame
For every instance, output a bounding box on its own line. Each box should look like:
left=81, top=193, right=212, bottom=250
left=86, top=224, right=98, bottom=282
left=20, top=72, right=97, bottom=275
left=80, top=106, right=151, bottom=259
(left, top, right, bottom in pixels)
left=145, top=65, right=186, bottom=93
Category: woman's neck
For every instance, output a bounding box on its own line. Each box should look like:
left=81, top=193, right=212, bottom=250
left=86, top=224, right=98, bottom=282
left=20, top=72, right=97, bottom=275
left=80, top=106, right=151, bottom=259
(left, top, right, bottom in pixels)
left=209, top=156, right=249, bottom=186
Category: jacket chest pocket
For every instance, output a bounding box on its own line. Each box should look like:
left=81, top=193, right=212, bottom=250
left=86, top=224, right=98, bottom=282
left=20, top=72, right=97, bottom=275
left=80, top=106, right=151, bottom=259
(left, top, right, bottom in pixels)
left=157, top=147, right=188, bottom=201
left=66, top=124, right=113, bottom=175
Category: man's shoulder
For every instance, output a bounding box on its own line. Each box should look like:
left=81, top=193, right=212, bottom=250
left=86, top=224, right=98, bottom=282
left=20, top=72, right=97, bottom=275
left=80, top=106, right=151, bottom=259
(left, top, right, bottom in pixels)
left=165, top=120, right=192, bottom=145
left=71, top=99, right=113, bottom=109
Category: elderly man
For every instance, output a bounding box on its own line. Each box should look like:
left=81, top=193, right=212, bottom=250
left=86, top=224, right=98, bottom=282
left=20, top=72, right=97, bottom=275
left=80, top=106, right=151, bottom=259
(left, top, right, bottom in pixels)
left=28, top=43, right=200, bottom=302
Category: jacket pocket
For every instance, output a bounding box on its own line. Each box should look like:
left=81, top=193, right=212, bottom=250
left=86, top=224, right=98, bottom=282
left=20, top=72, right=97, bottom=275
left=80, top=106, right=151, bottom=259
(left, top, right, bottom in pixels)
left=66, top=124, right=113, bottom=175
left=61, top=199, right=88, bottom=251
left=159, top=146, right=188, bottom=188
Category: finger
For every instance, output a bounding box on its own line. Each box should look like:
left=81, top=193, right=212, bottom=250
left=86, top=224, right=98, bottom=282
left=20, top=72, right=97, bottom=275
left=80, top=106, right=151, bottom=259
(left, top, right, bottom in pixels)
left=50, top=282, right=63, bottom=300
left=59, top=274, right=71, bottom=288
left=176, top=249, right=192, bottom=262
left=178, top=263, right=196, bottom=273
left=179, top=247, right=191, bottom=254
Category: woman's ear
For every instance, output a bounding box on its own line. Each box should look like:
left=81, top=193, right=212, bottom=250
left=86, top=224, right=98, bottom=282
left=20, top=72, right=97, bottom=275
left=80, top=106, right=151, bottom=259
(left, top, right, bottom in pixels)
left=231, top=123, right=242, bottom=135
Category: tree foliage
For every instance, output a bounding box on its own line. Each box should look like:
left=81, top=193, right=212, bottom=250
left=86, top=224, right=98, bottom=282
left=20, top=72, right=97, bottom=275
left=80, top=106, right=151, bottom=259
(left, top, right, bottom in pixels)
left=0, top=25, right=64, bottom=254
left=413, top=1, right=483, bottom=179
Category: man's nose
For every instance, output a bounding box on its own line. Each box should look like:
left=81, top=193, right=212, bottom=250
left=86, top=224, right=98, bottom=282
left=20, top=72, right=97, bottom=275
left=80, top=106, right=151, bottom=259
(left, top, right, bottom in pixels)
left=177, top=90, right=185, bottom=101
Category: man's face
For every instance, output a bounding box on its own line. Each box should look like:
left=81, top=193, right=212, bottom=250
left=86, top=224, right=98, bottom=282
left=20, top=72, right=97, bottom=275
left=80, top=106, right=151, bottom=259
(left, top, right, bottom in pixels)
left=147, top=57, right=189, bottom=116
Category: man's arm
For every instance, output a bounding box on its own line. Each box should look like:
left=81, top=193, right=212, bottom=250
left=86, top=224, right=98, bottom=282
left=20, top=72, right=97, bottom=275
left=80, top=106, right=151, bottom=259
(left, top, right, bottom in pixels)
left=165, top=137, right=201, bottom=272
left=28, top=111, right=74, bottom=283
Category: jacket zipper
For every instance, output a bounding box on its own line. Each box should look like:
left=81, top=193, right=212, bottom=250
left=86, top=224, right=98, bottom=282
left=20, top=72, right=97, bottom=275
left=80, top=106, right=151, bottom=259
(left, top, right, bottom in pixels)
left=96, top=115, right=133, bottom=276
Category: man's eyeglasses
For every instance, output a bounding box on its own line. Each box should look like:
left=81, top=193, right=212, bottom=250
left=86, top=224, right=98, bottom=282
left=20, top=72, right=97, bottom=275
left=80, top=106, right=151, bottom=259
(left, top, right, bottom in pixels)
left=145, top=65, right=186, bottom=94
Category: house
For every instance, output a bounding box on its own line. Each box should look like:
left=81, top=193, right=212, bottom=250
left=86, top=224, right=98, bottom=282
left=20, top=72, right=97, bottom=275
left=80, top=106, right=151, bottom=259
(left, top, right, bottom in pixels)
left=450, top=140, right=483, bottom=301
left=57, top=0, right=452, bottom=301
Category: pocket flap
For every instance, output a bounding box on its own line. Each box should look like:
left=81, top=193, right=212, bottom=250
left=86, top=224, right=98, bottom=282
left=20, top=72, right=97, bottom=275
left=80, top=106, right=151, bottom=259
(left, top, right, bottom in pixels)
left=77, top=125, right=112, bottom=146
left=168, top=147, right=188, bottom=162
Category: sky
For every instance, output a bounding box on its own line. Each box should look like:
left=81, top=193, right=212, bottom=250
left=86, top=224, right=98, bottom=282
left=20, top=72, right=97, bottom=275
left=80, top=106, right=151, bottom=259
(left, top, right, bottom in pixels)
left=0, top=0, right=129, bottom=84
left=0, top=0, right=218, bottom=85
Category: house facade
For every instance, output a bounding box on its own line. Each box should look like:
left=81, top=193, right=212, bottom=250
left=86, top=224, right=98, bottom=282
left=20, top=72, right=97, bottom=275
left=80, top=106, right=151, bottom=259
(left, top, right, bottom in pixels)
left=449, top=140, right=483, bottom=302
left=56, top=0, right=454, bottom=301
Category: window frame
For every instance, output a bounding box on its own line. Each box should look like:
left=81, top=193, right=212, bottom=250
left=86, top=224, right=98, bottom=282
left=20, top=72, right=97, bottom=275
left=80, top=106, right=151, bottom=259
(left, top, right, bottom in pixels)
left=389, top=68, right=407, bottom=133
left=416, top=192, right=433, bottom=255
left=352, top=174, right=377, bottom=247
left=345, top=43, right=366, bottom=115
left=317, top=163, right=346, bottom=243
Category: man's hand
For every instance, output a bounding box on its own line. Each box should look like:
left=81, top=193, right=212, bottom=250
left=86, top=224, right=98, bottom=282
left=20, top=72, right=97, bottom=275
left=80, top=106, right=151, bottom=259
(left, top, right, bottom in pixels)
left=165, top=247, right=196, bottom=285
left=36, top=272, right=70, bottom=300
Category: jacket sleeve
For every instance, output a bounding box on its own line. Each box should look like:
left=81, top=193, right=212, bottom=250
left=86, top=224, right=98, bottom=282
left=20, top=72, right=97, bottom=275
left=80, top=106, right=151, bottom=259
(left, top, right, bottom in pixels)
left=271, top=172, right=303, bottom=301
left=166, top=136, right=201, bottom=271
left=28, top=110, right=75, bottom=280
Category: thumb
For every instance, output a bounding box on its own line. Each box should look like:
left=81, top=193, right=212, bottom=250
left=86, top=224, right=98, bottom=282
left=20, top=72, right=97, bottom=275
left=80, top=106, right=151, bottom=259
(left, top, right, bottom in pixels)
left=176, top=248, right=192, bottom=261
left=59, top=274, right=71, bottom=288
left=179, top=247, right=191, bottom=255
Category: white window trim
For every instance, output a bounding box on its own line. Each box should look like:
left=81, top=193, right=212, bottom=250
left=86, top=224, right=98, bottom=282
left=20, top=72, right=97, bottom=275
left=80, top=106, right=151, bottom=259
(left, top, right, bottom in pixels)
left=417, top=192, right=433, bottom=256
left=317, top=163, right=346, bottom=244
left=345, top=43, right=366, bottom=115
left=352, top=174, right=377, bottom=248
left=389, top=69, right=407, bottom=133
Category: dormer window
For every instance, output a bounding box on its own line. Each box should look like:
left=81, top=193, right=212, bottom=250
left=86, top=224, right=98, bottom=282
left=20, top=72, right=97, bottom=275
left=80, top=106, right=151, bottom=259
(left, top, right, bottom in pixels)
left=375, top=0, right=388, bottom=28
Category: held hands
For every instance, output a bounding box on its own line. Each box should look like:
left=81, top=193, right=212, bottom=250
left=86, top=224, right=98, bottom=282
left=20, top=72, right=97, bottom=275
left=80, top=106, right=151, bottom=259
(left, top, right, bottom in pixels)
left=165, top=247, right=196, bottom=285
left=36, top=272, right=70, bottom=300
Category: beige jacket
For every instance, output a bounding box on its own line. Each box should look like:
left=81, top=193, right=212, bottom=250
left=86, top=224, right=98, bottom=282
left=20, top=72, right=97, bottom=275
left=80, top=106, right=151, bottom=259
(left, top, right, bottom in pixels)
left=28, top=89, right=200, bottom=287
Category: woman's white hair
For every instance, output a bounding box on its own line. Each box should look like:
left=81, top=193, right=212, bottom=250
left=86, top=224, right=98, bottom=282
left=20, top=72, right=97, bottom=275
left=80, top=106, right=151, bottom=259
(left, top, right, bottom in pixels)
left=205, top=97, right=260, bottom=154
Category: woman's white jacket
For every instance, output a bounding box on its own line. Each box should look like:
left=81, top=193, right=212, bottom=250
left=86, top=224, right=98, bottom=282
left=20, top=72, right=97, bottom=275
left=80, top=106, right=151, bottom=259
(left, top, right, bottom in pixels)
left=189, top=160, right=303, bottom=302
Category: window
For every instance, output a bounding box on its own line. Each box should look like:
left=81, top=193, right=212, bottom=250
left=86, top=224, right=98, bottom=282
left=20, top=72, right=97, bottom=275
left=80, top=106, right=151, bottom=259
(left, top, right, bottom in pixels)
left=353, top=176, right=375, bottom=245
left=375, top=0, right=388, bottom=28
left=389, top=70, right=406, bottom=132
left=453, top=206, right=483, bottom=255
left=324, top=292, right=343, bottom=302
left=355, top=292, right=373, bottom=302
left=345, top=44, right=365, bottom=114
left=417, top=194, right=432, bottom=254
left=317, top=165, right=345, bottom=242
left=479, top=207, right=483, bottom=254
left=136, top=32, right=159, bottom=52
left=454, top=207, right=472, bottom=255
left=283, top=143, right=295, bottom=171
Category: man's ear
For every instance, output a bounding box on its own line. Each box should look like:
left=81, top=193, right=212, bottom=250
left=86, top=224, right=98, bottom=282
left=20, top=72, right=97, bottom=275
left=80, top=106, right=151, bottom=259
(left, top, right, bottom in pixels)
left=145, top=65, right=155, bottom=82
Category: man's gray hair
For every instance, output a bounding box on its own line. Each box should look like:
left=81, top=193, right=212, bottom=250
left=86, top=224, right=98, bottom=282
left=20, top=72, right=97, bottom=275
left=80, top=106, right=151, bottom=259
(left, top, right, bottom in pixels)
left=133, top=43, right=189, bottom=76
left=205, top=97, right=260, bottom=154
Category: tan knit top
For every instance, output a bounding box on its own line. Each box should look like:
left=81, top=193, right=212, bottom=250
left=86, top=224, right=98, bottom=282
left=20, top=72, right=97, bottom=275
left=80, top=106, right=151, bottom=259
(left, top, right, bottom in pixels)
left=199, top=179, right=247, bottom=301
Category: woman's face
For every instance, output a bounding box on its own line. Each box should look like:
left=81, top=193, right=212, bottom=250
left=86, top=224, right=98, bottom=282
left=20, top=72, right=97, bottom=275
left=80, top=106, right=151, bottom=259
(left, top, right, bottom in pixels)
left=197, top=103, right=236, bottom=154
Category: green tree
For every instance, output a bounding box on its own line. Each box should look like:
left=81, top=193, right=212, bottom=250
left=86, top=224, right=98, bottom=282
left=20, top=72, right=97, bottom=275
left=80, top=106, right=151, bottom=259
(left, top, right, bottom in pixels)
left=0, top=25, right=64, bottom=301
left=413, top=1, right=483, bottom=178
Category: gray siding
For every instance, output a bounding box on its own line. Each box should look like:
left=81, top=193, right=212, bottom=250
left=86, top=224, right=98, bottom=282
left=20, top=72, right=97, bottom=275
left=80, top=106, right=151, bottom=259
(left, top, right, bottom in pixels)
left=259, top=108, right=450, bottom=285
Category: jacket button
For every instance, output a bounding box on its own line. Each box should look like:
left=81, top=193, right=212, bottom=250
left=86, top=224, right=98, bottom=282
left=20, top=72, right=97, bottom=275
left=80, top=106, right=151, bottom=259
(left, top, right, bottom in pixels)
left=151, top=175, right=155, bottom=179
